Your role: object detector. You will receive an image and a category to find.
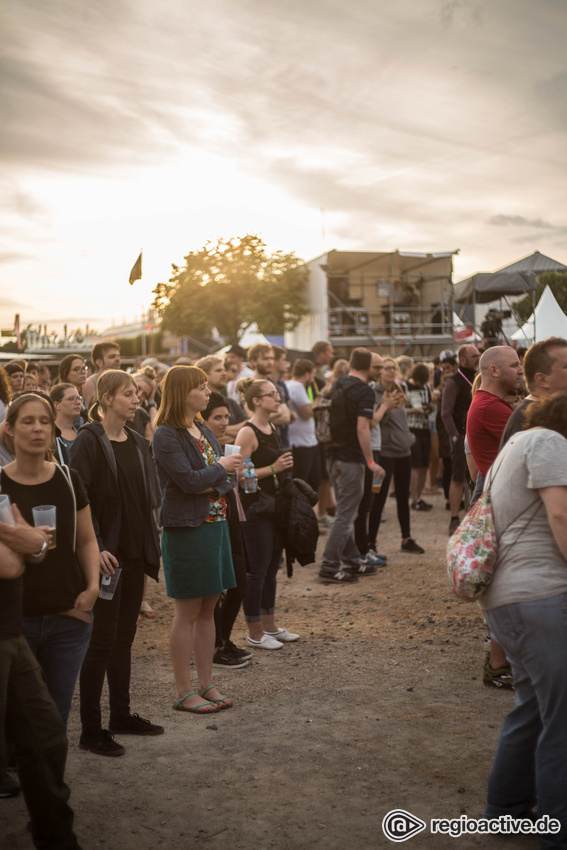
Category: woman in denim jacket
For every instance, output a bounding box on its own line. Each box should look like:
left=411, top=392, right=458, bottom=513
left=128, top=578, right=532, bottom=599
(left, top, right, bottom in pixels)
left=153, top=366, right=241, bottom=714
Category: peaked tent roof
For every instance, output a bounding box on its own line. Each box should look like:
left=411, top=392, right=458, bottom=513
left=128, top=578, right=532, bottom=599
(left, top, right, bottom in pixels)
left=495, top=251, right=567, bottom=275
left=453, top=251, right=566, bottom=305
left=453, top=270, right=536, bottom=304
left=511, top=285, right=567, bottom=344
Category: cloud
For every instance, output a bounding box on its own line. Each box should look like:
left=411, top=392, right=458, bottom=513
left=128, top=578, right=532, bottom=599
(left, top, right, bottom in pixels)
left=487, top=214, right=557, bottom=229
left=0, top=251, right=37, bottom=265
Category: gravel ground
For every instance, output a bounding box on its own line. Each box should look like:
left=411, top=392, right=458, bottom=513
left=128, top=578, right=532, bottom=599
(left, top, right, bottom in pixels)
left=2, top=492, right=537, bottom=850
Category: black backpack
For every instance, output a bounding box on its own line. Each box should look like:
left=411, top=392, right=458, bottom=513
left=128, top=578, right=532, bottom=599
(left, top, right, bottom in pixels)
left=315, top=379, right=357, bottom=446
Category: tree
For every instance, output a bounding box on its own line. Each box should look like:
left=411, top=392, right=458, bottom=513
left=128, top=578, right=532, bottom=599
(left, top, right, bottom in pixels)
left=152, top=235, right=309, bottom=345
left=513, top=271, right=567, bottom=325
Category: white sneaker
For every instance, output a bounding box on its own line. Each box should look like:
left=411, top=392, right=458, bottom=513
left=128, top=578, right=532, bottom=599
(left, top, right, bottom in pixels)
left=264, top=627, right=300, bottom=642
left=246, top=634, right=283, bottom=650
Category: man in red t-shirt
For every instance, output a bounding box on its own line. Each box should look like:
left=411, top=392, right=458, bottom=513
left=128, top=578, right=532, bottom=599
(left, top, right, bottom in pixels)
left=466, top=345, right=523, bottom=690
left=467, top=345, right=523, bottom=502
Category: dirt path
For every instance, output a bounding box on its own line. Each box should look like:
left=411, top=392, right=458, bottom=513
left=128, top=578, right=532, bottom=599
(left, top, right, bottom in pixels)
left=2, top=493, right=536, bottom=850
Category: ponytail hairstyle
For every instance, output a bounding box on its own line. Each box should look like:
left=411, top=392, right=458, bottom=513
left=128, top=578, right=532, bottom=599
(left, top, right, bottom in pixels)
left=89, top=369, right=137, bottom=422
left=236, top=377, right=272, bottom=411
left=49, top=383, right=76, bottom=405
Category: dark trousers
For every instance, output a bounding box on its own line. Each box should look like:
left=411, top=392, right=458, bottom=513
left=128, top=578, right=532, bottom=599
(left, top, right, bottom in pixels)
left=241, top=503, right=282, bottom=622
left=79, top=560, right=145, bottom=735
left=291, top=444, right=321, bottom=493
left=442, top=456, right=452, bottom=499
left=1, top=635, right=80, bottom=849
left=368, top=453, right=412, bottom=545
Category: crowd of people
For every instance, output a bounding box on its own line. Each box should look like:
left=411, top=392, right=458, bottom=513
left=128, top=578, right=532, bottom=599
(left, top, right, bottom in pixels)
left=1, top=332, right=567, bottom=848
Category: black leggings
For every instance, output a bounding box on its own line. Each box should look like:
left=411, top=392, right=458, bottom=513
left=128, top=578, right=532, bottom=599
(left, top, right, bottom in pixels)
left=368, top=453, right=412, bottom=545
left=80, top=560, right=145, bottom=735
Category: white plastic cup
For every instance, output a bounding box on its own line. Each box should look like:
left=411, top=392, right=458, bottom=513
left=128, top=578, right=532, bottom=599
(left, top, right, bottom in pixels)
left=99, top=567, right=122, bottom=600
left=371, top=472, right=384, bottom=494
left=32, top=505, right=57, bottom=550
left=224, top=444, right=241, bottom=456
left=0, top=494, right=16, bottom=526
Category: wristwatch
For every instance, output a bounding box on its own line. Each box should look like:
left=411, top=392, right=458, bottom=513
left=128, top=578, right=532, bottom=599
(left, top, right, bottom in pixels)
left=28, top=537, right=49, bottom=560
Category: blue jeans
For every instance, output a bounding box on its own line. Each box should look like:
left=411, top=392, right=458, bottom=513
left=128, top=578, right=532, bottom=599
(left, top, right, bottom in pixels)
left=484, top=595, right=567, bottom=848
left=321, top=458, right=364, bottom=572
left=21, top=615, right=93, bottom=728
left=241, top=501, right=283, bottom=622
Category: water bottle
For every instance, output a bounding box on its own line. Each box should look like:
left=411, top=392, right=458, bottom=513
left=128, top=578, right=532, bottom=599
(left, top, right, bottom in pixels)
left=242, top=458, right=258, bottom=493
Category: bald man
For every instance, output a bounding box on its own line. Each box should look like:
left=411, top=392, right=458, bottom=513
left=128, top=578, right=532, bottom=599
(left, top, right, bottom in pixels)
left=466, top=345, right=523, bottom=505
left=466, top=346, right=523, bottom=693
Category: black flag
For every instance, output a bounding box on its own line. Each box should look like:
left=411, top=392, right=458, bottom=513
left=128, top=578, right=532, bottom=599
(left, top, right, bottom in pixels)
left=129, top=252, right=142, bottom=285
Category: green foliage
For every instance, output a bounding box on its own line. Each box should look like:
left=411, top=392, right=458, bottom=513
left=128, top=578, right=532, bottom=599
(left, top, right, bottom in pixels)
left=513, top=272, right=567, bottom=325
left=152, top=235, right=309, bottom=345
left=114, top=332, right=162, bottom=357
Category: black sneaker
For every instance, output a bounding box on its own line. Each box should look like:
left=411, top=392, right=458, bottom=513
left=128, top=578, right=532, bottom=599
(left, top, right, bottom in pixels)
left=345, top=562, right=378, bottom=577
left=411, top=499, right=433, bottom=512
left=79, top=730, right=125, bottom=757
left=318, top=568, right=359, bottom=584
left=224, top=639, right=253, bottom=661
left=448, top=516, right=460, bottom=536
left=109, top=714, right=164, bottom=736
left=401, top=538, right=425, bottom=554
left=213, top=646, right=250, bottom=669
left=0, top=772, right=21, bottom=797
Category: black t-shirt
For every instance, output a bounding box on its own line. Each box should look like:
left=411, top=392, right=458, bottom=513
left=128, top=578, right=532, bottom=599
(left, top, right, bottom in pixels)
left=328, top=376, right=375, bottom=464
left=241, top=422, right=290, bottom=498
left=0, top=576, right=23, bottom=640
left=499, top=397, right=534, bottom=450
left=0, top=465, right=89, bottom=616
left=111, top=432, right=146, bottom=561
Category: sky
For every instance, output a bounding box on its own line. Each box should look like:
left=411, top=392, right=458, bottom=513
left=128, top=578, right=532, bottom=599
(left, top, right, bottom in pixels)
left=1, top=0, right=566, bottom=336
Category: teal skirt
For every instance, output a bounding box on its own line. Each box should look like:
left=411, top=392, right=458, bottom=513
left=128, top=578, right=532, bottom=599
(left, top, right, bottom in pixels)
left=162, top=521, right=236, bottom=600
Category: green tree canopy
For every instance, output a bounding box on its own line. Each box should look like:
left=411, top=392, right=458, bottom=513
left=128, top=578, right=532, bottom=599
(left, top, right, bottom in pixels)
left=152, top=234, right=309, bottom=345
left=513, top=271, right=567, bottom=325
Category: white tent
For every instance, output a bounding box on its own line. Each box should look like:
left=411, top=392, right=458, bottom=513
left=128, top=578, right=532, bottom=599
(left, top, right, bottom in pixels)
left=512, top=285, right=567, bottom=344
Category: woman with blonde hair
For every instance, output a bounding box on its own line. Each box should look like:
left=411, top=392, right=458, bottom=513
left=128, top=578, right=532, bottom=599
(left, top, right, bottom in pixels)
left=152, top=366, right=241, bottom=713
left=70, top=370, right=162, bottom=756
left=235, top=377, right=296, bottom=650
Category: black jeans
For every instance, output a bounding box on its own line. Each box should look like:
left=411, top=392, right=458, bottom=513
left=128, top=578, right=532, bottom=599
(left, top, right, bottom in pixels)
left=1, top=635, right=80, bottom=849
left=241, top=502, right=282, bottom=622
left=291, top=444, right=321, bottom=493
left=368, top=453, right=412, bottom=545
left=79, top=560, right=145, bottom=735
